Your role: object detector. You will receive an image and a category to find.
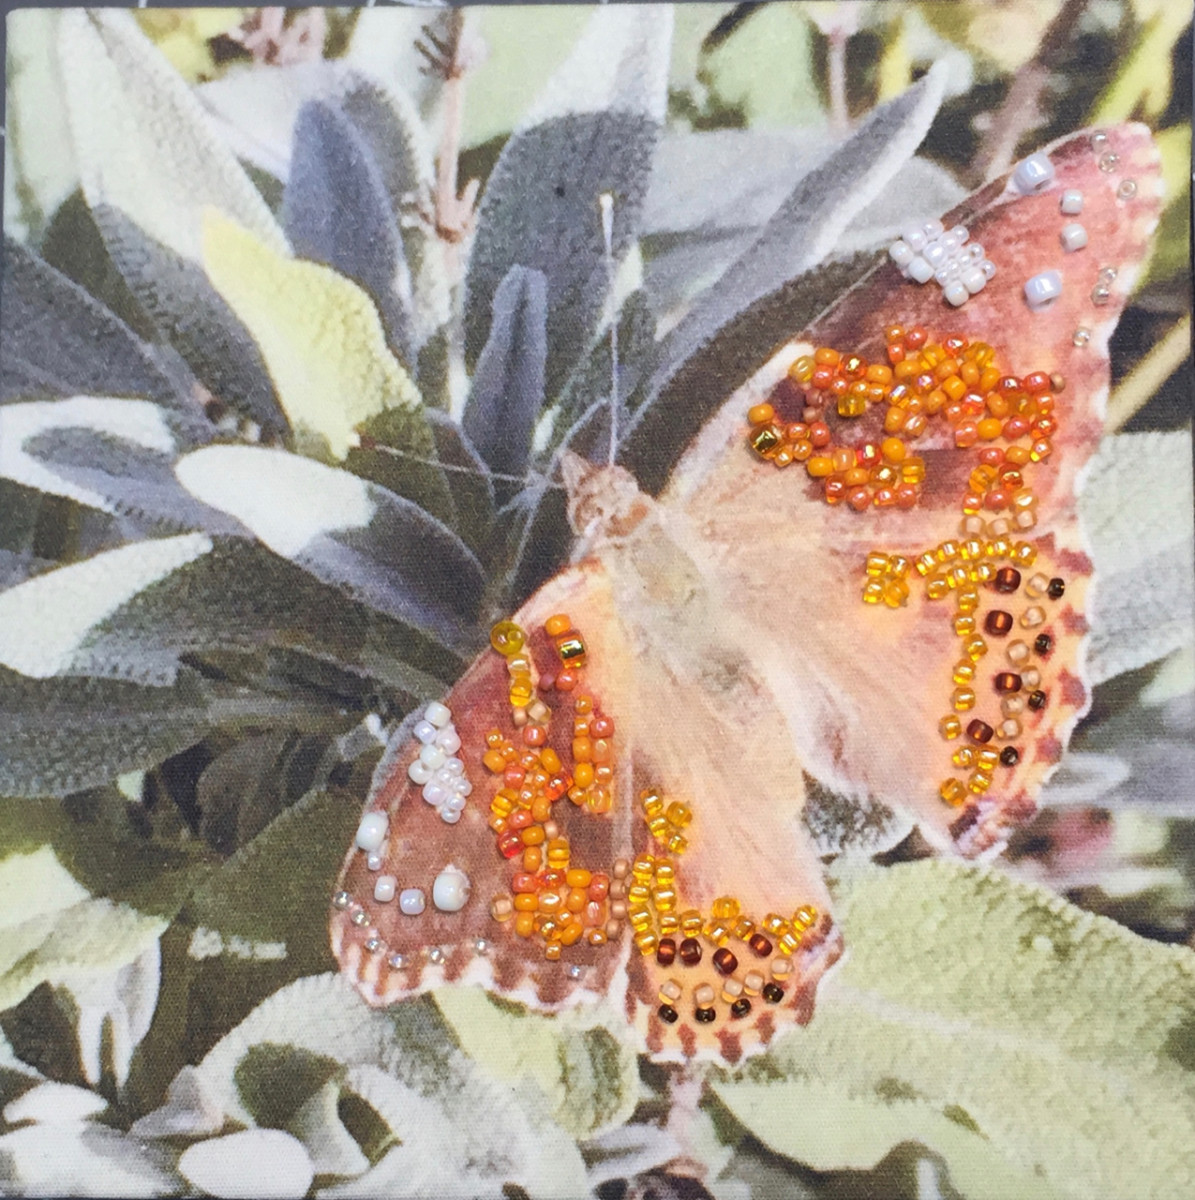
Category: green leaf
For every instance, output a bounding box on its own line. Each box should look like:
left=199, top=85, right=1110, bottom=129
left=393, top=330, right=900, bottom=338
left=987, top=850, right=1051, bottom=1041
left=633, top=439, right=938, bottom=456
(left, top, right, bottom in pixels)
left=0, top=846, right=166, bottom=1012
left=202, top=213, right=445, bottom=490
left=712, top=860, right=1195, bottom=1200
left=434, top=986, right=640, bottom=1139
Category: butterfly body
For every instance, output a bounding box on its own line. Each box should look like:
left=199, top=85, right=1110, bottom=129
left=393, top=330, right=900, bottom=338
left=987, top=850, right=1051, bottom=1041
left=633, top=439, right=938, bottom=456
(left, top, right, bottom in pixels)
left=332, top=124, right=1162, bottom=1064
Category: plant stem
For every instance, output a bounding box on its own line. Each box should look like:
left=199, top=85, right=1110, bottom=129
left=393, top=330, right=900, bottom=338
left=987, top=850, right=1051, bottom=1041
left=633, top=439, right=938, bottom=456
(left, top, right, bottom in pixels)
left=828, top=25, right=850, bottom=135
left=1105, top=315, right=1191, bottom=431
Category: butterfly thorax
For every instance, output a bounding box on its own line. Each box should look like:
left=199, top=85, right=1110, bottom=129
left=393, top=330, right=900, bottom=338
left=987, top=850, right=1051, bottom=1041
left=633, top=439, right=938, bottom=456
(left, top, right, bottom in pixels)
left=562, top=453, right=653, bottom=554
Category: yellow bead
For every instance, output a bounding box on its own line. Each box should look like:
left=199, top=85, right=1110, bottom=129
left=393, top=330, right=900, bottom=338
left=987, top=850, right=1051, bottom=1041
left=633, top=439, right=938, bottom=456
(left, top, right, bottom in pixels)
left=629, top=909, right=653, bottom=932
left=952, top=661, right=975, bottom=685
left=509, top=675, right=534, bottom=707
left=790, top=355, right=815, bottom=383
left=865, top=552, right=891, bottom=578
left=927, top=577, right=951, bottom=601
left=544, top=942, right=562, bottom=961
left=888, top=555, right=910, bottom=578
left=631, top=856, right=655, bottom=880
left=490, top=620, right=526, bottom=656
left=960, top=539, right=985, bottom=561
left=954, top=615, right=977, bottom=637
left=915, top=552, right=939, bottom=577
left=628, top=883, right=652, bottom=905
left=634, top=931, right=659, bottom=956
left=964, top=636, right=988, bottom=661
left=952, top=687, right=977, bottom=712
left=838, top=391, right=867, bottom=418
left=1013, top=541, right=1038, bottom=566
left=792, top=905, right=818, bottom=929
left=732, top=917, right=756, bottom=941
left=957, top=588, right=980, bottom=614
left=544, top=613, right=572, bottom=637
left=640, top=789, right=664, bottom=817
left=704, top=920, right=732, bottom=945
left=967, top=771, right=993, bottom=794
left=939, top=778, right=967, bottom=806
left=665, top=802, right=692, bottom=828
left=862, top=580, right=884, bottom=605
left=975, top=562, right=996, bottom=583
left=776, top=930, right=802, bottom=955
left=647, top=815, right=670, bottom=840
left=976, top=747, right=1000, bottom=771
left=654, top=862, right=675, bottom=885
left=937, top=540, right=960, bottom=562
left=939, top=715, right=962, bottom=740
left=883, top=580, right=909, bottom=608
left=952, top=746, right=976, bottom=769
left=659, top=914, right=680, bottom=936
left=680, top=909, right=703, bottom=935
left=900, top=458, right=926, bottom=484
left=667, top=834, right=688, bottom=855
left=762, top=913, right=789, bottom=935
left=712, top=896, right=741, bottom=920
left=653, top=888, right=676, bottom=913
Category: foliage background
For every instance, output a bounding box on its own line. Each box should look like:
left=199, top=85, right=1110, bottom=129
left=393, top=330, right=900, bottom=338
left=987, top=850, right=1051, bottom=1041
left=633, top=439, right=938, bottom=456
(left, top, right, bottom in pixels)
left=0, top=2, right=1192, bottom=1197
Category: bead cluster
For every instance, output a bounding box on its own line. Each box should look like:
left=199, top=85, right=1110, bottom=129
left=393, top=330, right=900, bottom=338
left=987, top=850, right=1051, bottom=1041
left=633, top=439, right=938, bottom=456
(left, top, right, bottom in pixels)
left=888, top=219, right=996, bottom=308
left=405, top=700, right=473, bottom=824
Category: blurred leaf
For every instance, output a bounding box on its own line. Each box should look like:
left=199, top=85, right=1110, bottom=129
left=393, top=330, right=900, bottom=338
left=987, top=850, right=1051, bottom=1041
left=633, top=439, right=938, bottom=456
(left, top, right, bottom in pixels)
left=283, top=100, right=413, bottom=365
left=713, top=860, right=1195, bottom=1200
left=178, top=1128, right=314, bottom=1199
left=175, top=446, right=484, bottom=650
left=639, top=62, right=947, bottom=412
left=462, top=266, right=548, bottom=486
left=202, top=214, right=444, bottom=488
left=132, top=8, right=247, bottom=83
left=1140, top=124, right=1191, bottom=288
left=1083, top=432, right=1195, bottom=684
left=58, top=9, right=284, bottom=263
left=1090, top=5, right=1191, bottom=124
left=464, top=5, right=672, bottom=397
left=434, top=986, right=640, bottom=1139
left=0, top=242, right=194, bottom=411
left=0, top=847, right=166, bottom=1013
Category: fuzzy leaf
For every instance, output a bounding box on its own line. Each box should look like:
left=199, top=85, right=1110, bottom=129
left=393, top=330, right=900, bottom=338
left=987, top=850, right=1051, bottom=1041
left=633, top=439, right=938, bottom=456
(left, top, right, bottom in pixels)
left=0, top=847, right=167, bottom=1013
left=1082, top=431, right=1195, bottom=683
left=641, top=62, right=947, bottom=407
left=202, top=214, right=444, bottom=489
left=57, top=9, right=284, bottom=264
left=433, top=986, right=640, bottom=1140
left=713, top=860, right=1195, bottom=1200
left=462, top=266, right=548, bottom=483
left=175, top=446, right=484, bottom=650
left=283, top=100, right=413, bottom=364
left=178, top=1129, right=314, bottom=1200
left=0, top=241, right=190, bottom=410
left=464, top=5, right=672, bottom=396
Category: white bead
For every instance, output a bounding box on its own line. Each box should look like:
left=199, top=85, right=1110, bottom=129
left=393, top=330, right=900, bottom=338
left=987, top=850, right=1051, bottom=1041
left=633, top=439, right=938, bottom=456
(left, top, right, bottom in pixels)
left=453, top=779, right=472, bottom=797
left=943, top=281, right=969, bottom=307
left=419, top=743, right=446, bottom=769
left=889, top=240, right=915, bottom=267
left=366, top=852, right=383, bottom=872
left=373, top=876, right=397, bottom=903
left=981, top=259, right=997, bottom=280
left=422, top=781, right=448, bottom=806
left=1060, top=222, right=1088, bottom=252
left=432, top=767, right=458, bottom=786
left=1059, top=189, right=1083, bottom=215
left=1024, top=270, right=1062, bottom=308
left=424, top=701, right=451, bottom=728
left=443, top=792, right=467, bottom=813
left=901, top=225, right=928, bottom=253
left=1022, top=668, right=1042, bottom=688
left=399, top=888, right=426, bottom=915
left=907, top=255, right=934, bottom=284
left=922, top=218, right=945, bottom=240
left=962, top=267, right=987, bottom=295
left=407, top=759, right=433, bottom=785
left=1013, top=152, right=1054, bottom=193
left=999, top=719, right=1022, bottom=740
left=934, top=267, right=953, bottom=286
left=923, top=241, right=948, bottom=269
left=967, top=242, right=985, bottom=262
left=355, top=812, right=388, bottom=853
left=950, top=225, right=969, bottom=245
left=435, top=728, right=461, bottom=754
left=443, top=758, right=464, bottom=775
left=439, top=808, right=461, bottom=825
left=412, top=720, right=438, bottom=745
left=432, top=867, right=471, bottom=913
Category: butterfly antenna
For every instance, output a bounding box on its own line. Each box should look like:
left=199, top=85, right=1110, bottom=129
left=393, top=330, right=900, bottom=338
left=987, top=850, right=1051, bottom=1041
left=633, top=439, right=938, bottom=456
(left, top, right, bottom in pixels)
left=362, top=441, right=566, bottom=491
left=600, top=192, right=620, bottom=469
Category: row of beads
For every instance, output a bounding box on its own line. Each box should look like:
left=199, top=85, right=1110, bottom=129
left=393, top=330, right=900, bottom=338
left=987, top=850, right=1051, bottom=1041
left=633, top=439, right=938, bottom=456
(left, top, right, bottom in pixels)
left=405, top=700, right=473, bottom=824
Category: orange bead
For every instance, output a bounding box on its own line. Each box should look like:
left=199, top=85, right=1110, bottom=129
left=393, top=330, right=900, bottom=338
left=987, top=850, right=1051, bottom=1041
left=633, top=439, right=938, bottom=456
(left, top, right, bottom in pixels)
left=977, top=417, right=1003, bottom=441
left=566, top=888, right=587, bottom=913
left=544, top=614, right=571, bottom=637
left=483, top=750, right=507, bottom=774
left=514, top=912, right=536, bottom=938
left=881, top=437, right=906, bottom=463
left=814, top=346, right=840, bottom=365
left=806, top=455, right=834, bottom=477
left=865, top=363, right=893, bottom=386
left=523, top=846, right=543, bottom=871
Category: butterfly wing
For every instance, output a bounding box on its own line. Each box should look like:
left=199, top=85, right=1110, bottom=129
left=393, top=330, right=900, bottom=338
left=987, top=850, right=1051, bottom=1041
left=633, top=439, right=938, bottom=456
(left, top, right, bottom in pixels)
left=332, top=550, right=842, bottom=1064
left=666, top=124, right=1163, bottom=854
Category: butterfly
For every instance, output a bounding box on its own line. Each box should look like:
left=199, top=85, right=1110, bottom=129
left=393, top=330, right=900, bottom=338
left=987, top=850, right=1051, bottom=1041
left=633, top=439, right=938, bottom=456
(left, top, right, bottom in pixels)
left=330, top=124, right=1163, bottom=1065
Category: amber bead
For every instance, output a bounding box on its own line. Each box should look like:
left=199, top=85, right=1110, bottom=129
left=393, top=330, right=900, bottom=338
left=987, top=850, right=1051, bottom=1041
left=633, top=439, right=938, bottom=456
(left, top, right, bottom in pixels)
left=939, top=715, right=962, bottom=740
left=658, top=1003, right=679, bottom=1025
left=939, top=778, right=967, bottom=806
left=679, top=937, right=702, bottom=965
left=712, top=948, right=739, bottom=976
left=967, top=720, right=994, bottom=744
left=1000, top=747, right=1020, bottom=767
left=748, top=933, right=773, bottom=958
left=1047, top=577, right=1066, bottom=600
left=694, top=1006, right=717, bottom=1024
left=994, top=672, right=1022, bottom=693
left=1034, top=633, right=1053, bottom=655
left=985, top=610, right=1013, bottom=636
left=993, top=567, right=1021, bottom=594
left=1028, top=690, right=1047, bottom=711
left=762, top=983, right=785, bottom=1004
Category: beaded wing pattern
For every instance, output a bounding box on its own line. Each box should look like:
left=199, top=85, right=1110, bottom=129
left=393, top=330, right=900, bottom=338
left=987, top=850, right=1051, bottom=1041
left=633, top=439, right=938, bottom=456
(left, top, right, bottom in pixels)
left=330, top=125, right=1162, bottom=1064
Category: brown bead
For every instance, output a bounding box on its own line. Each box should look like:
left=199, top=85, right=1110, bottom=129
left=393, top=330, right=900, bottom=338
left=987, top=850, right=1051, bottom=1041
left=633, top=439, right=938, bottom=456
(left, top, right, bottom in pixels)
left=994, top=672, right=1022, bottom=693
left=984, top=610, right=1013, bottom=636
left=679, top=937, right=702, bottom=966
left=967, top=719, right=994, bottom=744
left=730, top=997, right=752, bottom=1019
left=762, top=983, right=785, bottom=1004
left=694, top=1006, right=717, bottom=1024
left=1000, top=747, right=1020, bottom=766
left=656, top=938, right=676, bottom=967
left=712, top=948, right=739, bottom=976
left=1028, top=690, right=1047, bottom=711
left=748, top=933, right=773, bottom=958
left=993, top=567, right=1022, bottom=594
left=657, top=1003, right=678, bottom=1024
left=1034, top=633, right=1053, bottom=654
left=1047, top=577, right=1066, bottom=599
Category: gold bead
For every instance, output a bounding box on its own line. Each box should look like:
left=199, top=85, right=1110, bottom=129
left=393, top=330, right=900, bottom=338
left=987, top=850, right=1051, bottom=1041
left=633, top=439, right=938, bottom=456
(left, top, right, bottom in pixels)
left=952, top=687, right=977, bottom=712
left=939, top=715, right=962, bottom=740
left=939, top=778, right=967, bottom=806
left=712, top=896, right=741, bottom=920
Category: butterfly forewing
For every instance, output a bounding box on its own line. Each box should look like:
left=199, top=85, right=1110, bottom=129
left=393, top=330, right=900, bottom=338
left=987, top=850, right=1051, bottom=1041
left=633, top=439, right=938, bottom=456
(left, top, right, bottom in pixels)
left=669, top=124, right=1162, bottom=854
